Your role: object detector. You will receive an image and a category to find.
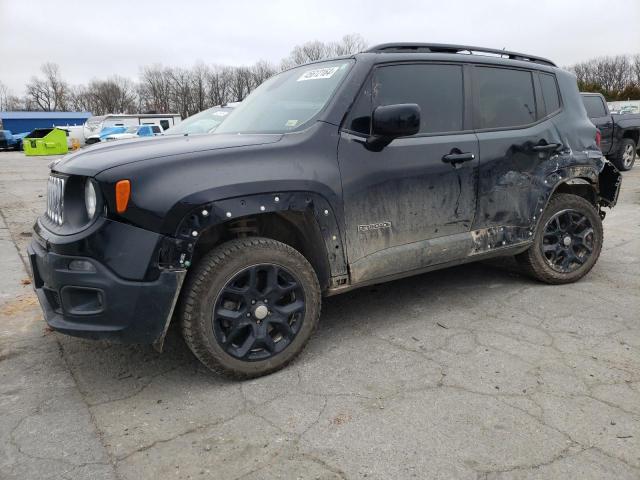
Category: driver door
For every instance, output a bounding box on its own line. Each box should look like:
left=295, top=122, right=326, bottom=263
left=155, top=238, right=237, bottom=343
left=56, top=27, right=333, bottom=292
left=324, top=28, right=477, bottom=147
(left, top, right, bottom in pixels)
left=337, top=62, right=479, bottom=283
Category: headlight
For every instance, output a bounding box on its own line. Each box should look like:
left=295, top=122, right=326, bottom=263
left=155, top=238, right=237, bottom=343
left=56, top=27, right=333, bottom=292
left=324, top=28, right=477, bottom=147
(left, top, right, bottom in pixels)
left=85, top=180, right=97, bottom=218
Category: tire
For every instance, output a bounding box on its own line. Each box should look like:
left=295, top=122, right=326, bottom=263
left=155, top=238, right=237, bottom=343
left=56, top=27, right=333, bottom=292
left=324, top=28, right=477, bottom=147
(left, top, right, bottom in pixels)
left=180, top=237, right=321, bottom=379
left=611, top=138, right=636, bottom=171
left=516, top=194, right=603, bottom=284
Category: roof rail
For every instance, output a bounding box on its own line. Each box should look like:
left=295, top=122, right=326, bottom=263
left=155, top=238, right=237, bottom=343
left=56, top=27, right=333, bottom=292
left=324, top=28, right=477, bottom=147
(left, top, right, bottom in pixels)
left=364, top=43, right=556, bottom=67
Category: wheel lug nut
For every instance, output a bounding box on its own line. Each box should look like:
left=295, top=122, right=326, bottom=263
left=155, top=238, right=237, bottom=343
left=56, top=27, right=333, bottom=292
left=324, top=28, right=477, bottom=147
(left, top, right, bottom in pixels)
left=264, top=299, right=268, bottom=303
left=251, top=300, right=256, bottom=305
left=246, top=313, right=251, bottom=317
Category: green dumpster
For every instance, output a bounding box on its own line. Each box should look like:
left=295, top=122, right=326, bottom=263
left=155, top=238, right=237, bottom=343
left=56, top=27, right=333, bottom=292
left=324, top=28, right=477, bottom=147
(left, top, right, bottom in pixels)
left=23, top=128, right=68, bottom=156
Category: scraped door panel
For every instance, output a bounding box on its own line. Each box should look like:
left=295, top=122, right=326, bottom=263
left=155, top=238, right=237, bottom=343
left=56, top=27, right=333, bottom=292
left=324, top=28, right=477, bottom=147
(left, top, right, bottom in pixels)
left=337, top=63, right=479, bottom=283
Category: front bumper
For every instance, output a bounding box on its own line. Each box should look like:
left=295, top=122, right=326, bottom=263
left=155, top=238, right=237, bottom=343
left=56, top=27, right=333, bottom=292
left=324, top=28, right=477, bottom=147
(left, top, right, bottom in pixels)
left=28, top=219, right=185, bottom=344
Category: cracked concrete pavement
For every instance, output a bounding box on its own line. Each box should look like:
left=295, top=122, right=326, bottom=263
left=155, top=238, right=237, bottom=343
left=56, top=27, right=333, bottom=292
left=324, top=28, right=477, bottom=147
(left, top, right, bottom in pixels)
left=0, top=150, right=639, bottom=479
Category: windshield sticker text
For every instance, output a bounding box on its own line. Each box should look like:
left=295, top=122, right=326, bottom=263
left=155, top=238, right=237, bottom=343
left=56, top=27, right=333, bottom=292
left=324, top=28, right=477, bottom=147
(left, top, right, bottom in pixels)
left=297, top=66, right=340, bottom=82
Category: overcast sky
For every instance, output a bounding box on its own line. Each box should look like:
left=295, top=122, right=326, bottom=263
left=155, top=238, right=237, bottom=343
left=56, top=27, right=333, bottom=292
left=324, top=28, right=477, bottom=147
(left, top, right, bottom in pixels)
left=1, top=0, right=639, bottom=94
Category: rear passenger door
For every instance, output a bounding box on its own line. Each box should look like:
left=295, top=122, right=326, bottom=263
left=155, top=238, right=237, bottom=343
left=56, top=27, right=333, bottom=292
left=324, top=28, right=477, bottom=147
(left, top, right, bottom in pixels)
left=472, top=65, right=563, bottom=231
left=338, top=62, right=479, bottom=283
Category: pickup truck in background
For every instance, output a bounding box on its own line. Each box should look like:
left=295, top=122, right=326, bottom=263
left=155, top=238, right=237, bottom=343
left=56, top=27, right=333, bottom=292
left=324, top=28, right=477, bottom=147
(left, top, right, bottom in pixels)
left=581, top=92, right=640, bottom=171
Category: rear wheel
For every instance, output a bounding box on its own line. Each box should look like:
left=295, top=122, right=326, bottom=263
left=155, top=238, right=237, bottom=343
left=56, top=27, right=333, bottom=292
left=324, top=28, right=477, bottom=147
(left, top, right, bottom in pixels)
left=611, top=138, right=636, bottom=171
left=516, top=194, right=603, bottom=284
left=180, top=237, right=321, bottom=378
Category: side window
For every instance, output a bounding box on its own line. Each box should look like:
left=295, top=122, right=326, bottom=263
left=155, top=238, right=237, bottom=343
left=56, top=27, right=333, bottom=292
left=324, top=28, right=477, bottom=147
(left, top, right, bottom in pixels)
left=152, top=126, right=161, bottom=134
left=582, top=95, right=607, bottom=118
left=160, top=120, right=170, bottom=130
left=540, top=73, right=561, bottom=115
left=475, top=67, right=537, bottom=129
left=373, top=64, right=464, bottom=134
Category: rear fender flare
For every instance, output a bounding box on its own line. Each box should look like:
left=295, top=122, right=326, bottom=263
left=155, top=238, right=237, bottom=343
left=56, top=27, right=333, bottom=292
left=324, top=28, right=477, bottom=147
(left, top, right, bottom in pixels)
left=530, top=159, right=620, bottom=235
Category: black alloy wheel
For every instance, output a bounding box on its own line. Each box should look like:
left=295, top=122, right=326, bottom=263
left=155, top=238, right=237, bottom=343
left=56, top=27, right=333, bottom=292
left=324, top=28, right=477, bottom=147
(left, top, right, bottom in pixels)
left=516, top=193, right=603, bottom=284
left=213, top=264, right=305, bottom=361
left=180, top=237, right=321, bottom=378
left=541, top=209, right=594, bottom=273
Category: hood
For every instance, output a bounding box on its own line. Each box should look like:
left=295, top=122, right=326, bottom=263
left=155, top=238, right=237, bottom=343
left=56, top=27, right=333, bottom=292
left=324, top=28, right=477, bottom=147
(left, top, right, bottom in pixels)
left=52, top=133, right=283, bottom=177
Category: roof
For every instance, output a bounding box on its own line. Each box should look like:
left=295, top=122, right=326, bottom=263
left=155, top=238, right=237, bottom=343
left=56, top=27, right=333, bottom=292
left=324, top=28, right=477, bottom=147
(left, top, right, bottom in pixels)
left=0, top=111, right=92, bottom=119
left=364, top=43, right=556, bottom=67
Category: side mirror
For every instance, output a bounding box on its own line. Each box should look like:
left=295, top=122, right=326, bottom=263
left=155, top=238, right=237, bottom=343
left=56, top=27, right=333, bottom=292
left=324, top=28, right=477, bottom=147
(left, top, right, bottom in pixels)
left=366, top=103, right=421, bottom=151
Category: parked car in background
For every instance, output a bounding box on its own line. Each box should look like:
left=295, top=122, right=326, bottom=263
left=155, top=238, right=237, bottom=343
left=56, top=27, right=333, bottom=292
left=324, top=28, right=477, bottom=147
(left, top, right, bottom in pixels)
left=104, top=124, right=163, bottom=141
left=581, top=92, right=640, bottom=170
left=30, top=43, right=622, bottom=378
left=619, top=105, right=639, bottom=115
left=0, top=130, right=28, bottom=150
left=85, top=126, right=128, bottom=145
left=164, top=104, right=239, bottom=136
left=83, top=114, right=181, bottom=141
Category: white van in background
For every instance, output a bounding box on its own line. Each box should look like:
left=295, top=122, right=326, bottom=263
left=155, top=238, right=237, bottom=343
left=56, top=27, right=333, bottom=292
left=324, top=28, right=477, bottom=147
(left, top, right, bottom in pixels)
left=83, top=114, right=181, bottom=143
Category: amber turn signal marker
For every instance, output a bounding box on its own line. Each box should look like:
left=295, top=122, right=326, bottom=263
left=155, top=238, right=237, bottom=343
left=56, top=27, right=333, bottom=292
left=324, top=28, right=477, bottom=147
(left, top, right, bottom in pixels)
left=115, top=180, right=131, bottom=213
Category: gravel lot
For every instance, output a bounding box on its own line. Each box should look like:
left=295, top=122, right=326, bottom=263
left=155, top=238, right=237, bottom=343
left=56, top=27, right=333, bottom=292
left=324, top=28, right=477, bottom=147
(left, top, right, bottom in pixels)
left=1, top=150, right=639, bottom=479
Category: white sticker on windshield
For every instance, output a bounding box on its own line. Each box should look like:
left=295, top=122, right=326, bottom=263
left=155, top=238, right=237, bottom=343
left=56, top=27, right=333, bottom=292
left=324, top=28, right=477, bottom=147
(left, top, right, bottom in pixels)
left=297, top=66, right=340, bottom=82
left=212, top=111, right=229, bottom=117
left=285, top=119, right=299, bottom=127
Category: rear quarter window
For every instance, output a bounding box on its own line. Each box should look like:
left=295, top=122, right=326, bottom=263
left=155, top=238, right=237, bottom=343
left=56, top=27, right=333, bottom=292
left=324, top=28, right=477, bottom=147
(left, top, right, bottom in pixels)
left=475, top=67, right=537, bottom=129
left=540, top=73, right=561, bottom=115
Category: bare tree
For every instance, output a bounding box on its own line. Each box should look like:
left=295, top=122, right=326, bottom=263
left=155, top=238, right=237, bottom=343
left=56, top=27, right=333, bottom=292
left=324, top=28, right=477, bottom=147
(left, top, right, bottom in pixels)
left=0, top=81, right=10, bottom=110
left=230, top=66, right=253, bottom=102
left=138, top=64, right=173, bottom=113
left=190, top=63, right=209, bottom=113
left=569, top=54, right=638, bottom=100
left=206, top=65, right=234, bottom=106
left=250, top=60, right=276, bottom=90
left=25, top=63, right=69, bottom=111
left=633, top=54, right=640, bottom=86
left=331, top=33, right=368, bottom=56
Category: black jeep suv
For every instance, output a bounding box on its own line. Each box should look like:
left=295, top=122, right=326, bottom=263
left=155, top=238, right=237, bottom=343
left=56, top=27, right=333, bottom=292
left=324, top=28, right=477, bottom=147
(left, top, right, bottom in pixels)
left=29, top=43, right=622, bottom=378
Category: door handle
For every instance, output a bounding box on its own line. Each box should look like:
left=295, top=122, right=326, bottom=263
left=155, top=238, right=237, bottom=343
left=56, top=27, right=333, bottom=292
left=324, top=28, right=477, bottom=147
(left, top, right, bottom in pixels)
left=532, top=143, right=561, bottom=152
left=442, top=152, right=475, bottom=164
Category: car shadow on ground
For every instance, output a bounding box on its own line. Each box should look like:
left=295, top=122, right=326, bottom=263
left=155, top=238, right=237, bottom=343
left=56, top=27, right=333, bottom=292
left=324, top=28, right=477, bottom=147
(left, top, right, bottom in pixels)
left=56, top=256, right=532, bottom=390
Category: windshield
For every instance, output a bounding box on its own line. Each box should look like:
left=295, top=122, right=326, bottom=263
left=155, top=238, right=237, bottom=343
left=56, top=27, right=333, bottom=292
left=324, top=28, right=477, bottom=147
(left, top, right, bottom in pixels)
left=167, top=107, right=232, bottom=135
left=215, top=59, right=354, bottom=135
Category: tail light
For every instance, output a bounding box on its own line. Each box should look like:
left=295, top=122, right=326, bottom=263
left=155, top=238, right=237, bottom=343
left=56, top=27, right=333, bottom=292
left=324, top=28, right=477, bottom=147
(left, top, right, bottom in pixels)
left=595, top=130, right=601, bottom=149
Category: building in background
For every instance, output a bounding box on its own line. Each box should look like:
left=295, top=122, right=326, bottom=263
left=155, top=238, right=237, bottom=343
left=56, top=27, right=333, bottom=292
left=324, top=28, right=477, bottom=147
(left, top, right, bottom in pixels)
left=0, top=111, right=92, bottom=134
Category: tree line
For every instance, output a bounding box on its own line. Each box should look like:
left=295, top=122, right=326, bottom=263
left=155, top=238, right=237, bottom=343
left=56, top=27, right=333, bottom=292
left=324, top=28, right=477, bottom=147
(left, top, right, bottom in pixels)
left=0, top=34, right=367, bottom=117
left=1, top=39, right=639, bottom=117
left=569, top=54, right=640, bottom=101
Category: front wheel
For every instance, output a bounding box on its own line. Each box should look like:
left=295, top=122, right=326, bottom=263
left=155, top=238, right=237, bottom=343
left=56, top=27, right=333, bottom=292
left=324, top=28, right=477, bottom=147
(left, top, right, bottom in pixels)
left=180, top=237, right=321, bottom=378
left=516, top=194, right=603, bottom=284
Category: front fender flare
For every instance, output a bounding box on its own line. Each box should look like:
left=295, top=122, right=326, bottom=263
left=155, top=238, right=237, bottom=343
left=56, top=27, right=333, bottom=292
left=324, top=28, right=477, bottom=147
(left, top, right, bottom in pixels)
left=158, top=191, right=348, bottom=284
